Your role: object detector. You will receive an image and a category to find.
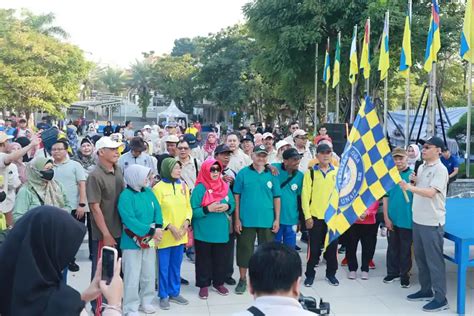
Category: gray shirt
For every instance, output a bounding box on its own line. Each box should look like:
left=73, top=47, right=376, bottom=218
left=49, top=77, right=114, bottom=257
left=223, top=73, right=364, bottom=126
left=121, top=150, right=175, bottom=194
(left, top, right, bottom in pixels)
left=412, top=160, right=449, bottom=226
left=54, top=158, right=86, bottom=211
left=118, top=151, right=157, bottom=176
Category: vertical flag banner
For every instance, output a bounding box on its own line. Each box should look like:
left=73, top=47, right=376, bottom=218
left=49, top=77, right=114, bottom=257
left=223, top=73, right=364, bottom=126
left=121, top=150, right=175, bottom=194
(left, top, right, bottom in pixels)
left=360, top=19, right=371, bottom=79
left=461, top=0, right=473, bottom=62
left=333, top=33, right=341, bottom=88
left=423, top=0, right=441, bottom=73
left=349, top=27, right=358, bottom=84
left=323, top=38, right=331, bottom=85
left=378, top=12, right=390, bottom=81
left=324, top=96, right=401, bottom=247
left=399, top=3, right=412, bottom=78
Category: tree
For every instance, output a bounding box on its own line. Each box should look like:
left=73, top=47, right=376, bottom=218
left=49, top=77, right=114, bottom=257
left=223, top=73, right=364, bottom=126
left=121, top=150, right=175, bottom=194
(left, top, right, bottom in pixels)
left=99, top=67, right=127, bottom=95
left=129, top=61, right=152, bottom=120
left=21, top=10, right=69, bottom=39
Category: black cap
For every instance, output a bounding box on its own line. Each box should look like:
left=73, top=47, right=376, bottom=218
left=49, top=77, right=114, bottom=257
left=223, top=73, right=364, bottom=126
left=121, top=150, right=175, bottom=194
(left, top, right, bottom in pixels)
left=316, top=143, right=332, bottom=153
left=129, top=137, right=147, bottom=152
left=183, top=133, right=198, bottom=149
left=241, top=134, right=253, bottom=143
left=282, top=148, right=302, bottom=160
left=423, top=136, right=445, bottom=150
left=81, top=138, right=93, bottom=146
left=253, top=144, right=268, bottom=155
left=214, top=144, right=232, bottom=155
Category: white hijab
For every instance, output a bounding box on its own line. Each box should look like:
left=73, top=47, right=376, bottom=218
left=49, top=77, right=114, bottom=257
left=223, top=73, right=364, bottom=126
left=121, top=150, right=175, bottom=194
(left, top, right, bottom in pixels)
left=124, top=164, right=151, bottom=192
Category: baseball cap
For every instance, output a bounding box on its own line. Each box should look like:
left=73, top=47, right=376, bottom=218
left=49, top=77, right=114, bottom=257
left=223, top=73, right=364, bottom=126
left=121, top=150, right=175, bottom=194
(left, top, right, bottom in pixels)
left=275, top=140, right=290, bottom=152
left=165, top=135, right=179, bottom=143
left=0, top=132, right=13, bottom=143
left=129, top=137, right=147, bottom=152
left=241, top=134, right=254, bottom=143
left=316, top=143, right=332, bottom=153
left=183, top=133, right=198, bottom=149
left=214, top=144, right=232, bottom=155
left=143, top=125, right=152, bottom=129
left=95, top=137, right=123, bottom=150
left=262, top=132, right=274, bottom=139
left=253, top=144, right=268, bottom=155
left=424, top=136, right=445, bottom=149
left=392, top=147, right=407, bottom=157
left=292, top=129, right=307, bottom=138
left=282, top=148, right=302, bottom=160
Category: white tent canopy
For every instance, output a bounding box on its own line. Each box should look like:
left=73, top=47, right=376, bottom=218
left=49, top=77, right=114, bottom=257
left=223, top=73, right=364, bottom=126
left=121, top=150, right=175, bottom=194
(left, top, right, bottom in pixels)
left=157, top=100, right=188, bottom=123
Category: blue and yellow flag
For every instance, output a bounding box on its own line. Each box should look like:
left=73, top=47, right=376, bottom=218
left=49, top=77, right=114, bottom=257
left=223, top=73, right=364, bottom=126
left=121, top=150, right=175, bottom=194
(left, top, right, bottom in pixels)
left=360, top=19, right=371, bottom=79
left=424, top=0, right=441, bottom=73
left=461, top=0, right=473, bottom=62
left=399, top=3, right=412, bottom=78
left=324, top=96, right=401, bottom=247
left=323, top=38, right=331, bottom=86
left=332, top=33, right=341, bottom=88
left=378, top=12, right=390, bottom=81
left=349, top=26, right=358, bottom=84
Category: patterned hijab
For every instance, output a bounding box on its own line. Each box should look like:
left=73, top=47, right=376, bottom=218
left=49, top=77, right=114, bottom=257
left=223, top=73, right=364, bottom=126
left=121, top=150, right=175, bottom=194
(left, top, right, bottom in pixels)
left=26, top=157, right=66, bottom=208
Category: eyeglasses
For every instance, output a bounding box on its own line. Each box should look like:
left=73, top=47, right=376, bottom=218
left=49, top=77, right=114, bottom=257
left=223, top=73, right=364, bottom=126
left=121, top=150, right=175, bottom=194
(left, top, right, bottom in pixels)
left=177, top=147, right=190, bottom=150
left=210, top=167, right=222, bottom=173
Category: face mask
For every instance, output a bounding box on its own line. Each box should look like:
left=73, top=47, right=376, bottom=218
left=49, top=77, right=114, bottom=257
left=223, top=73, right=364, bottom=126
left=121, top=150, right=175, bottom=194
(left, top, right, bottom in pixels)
left=40, top=169, right=55, bottom=181
left=0, top=191, right=6, bottom=203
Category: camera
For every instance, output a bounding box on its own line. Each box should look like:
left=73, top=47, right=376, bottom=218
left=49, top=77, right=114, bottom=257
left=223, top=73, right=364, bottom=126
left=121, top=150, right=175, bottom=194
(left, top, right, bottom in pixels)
left=299, top=294, right=330, bottom=315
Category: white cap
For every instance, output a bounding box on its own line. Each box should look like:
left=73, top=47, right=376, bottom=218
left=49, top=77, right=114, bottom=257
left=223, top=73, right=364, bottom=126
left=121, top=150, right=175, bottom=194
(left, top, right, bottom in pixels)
left=165, top=135, right=180, bottom=143
left=95, top=137, right=124, bottom=150
left=276, top=140, right=290, bottom=152
left=143, top=125, right=152, bottom=129
left=262, top=132, right=274, bottom=139
left=292, top=129, right=307, bottom=138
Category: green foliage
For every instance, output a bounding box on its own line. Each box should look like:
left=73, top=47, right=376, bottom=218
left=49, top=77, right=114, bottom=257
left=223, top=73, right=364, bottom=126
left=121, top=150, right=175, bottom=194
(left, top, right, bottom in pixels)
left=129, top=61, right=153, bottom=119
left=448, top=109, right=474, bottom=140
left=99, top=67, right=127, bottom=95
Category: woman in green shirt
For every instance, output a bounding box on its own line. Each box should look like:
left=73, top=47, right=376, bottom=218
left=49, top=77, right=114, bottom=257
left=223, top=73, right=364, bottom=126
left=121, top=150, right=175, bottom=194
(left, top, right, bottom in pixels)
left=191, top=158, right=235, bottom=300
left=13, top=156, right=69, bottom=223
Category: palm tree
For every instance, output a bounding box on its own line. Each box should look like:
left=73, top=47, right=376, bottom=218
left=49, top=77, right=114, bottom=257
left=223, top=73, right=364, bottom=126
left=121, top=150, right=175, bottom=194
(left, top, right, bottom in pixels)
left=100, top=67, right=127, bottom=95
left=129, top=61, right=152, bottom=120
left=21, top=10, right=69, bottom=39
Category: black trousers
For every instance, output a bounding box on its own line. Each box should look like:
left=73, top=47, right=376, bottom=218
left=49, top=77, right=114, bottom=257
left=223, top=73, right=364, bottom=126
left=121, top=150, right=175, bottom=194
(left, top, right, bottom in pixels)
left=224, top=233, right=235, bottom=279
left=346, top=223, right=378, bottom=272
left=305, top=218, right=338, bottom=278
left=195, top=239, right=229, bottom=288
left=70, top=209, right=86, bottom=263
left=386, top=226, right=413, bottom=278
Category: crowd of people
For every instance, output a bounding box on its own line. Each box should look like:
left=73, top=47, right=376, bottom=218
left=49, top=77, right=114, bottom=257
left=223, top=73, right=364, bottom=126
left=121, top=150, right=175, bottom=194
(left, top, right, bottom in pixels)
left=0, top=115, right=455, bottom=315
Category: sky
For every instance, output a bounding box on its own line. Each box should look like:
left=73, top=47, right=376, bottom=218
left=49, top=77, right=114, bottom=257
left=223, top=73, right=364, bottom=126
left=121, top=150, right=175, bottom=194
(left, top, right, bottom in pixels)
left=2, top=0, right=248, bottom=67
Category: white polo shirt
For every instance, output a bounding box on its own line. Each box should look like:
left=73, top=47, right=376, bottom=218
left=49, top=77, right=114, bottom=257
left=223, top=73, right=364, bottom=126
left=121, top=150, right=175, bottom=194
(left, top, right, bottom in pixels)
left=233, top=296, right=314, bottom=316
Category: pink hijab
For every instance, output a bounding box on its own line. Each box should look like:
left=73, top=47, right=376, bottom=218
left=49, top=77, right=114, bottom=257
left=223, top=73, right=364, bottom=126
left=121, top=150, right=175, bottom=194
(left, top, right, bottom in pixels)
left=203, top=132, right=218, bottom=155
left=195, top=159, right=229, bottom=207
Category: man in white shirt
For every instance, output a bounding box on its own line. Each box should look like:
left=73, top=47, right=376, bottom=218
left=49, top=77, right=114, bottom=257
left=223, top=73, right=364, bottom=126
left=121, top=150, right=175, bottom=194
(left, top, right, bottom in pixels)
left=233, top=243, right=314, bottom=316
left=262, top=133, right=277, bottom=163
left=227, top=133, right=252, bottom=173
left=292, top=130, right=312, bottom=172
left=283, top=121, right=300, bottom=147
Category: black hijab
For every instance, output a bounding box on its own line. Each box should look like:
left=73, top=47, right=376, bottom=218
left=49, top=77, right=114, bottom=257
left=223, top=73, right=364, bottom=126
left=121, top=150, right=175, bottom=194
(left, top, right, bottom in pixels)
left=0, top=206, right=87, bottom=316
left=15, top=136, right=31, bottom=162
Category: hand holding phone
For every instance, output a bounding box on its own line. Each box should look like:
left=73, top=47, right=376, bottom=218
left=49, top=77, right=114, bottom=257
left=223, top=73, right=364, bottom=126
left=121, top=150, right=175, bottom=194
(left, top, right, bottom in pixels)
left=101, top=246, right=118, bottom=285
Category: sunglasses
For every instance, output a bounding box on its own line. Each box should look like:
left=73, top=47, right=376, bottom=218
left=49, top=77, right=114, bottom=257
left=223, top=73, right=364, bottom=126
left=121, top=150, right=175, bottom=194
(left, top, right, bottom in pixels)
left=210, top=167, right=222, bottom=173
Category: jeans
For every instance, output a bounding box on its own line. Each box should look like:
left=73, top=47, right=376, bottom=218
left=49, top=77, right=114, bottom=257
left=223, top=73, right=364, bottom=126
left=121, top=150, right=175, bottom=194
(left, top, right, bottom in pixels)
left=275, top=224, right=297, bottom=247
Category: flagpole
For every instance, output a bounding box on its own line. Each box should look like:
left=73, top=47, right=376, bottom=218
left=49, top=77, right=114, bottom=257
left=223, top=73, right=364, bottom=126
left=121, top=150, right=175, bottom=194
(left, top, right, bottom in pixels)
left=336, top=32, right=341, bottom=123
left=325, top=37, right=330, bottom=123
left=365, top=18, right=371, bottom=96
left=383, top=11, right=389, bottom=137
left=350, top=25, right=357, bottom=123
left=467, top=61, right=472, bottom=178
left=314, top=43, right=319, bottom=135
left=428, top=63, right=437, bottom=137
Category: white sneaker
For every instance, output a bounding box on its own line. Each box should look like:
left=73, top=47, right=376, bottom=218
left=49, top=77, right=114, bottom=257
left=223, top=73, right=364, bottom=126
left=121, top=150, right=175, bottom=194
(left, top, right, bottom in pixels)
left=380, top=227, right=387, bottom=237
left=348, top=271, right=357, bottom=280
left=361, top=271, right=369, bottom=280
left=140, top=304, right=156, bottom=314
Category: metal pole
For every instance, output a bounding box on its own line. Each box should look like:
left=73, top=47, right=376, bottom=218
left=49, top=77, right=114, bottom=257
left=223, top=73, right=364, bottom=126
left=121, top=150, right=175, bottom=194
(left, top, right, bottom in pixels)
left=365, top=18, right=370, bottom=97
left=404, top=72, right=410, bottom=147
left=314, top=43, right=319, bottom=134
left=383, top=11, right=389, bottom=137
left=335, top=32, right=341, bottom=123
left=325, top=84, right=329, bottom=123
left=466, top=62, right=472, bottom=178
left=350, top=83, right=356, bottom=123
left=429, top=63, right=437, bottom=137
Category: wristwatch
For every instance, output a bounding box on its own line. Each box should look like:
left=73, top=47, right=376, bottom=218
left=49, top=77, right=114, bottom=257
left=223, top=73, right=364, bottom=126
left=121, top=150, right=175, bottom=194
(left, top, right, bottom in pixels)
left=79, top=203, right=86, bottom=207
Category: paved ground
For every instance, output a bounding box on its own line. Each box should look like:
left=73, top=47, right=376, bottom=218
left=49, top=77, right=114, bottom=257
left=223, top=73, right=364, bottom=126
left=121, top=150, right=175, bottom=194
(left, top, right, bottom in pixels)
left=69, top=234, right=474, bottom=316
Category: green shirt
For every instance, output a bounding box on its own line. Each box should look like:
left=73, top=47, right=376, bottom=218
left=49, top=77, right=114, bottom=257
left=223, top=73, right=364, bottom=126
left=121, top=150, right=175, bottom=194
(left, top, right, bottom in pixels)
left=386, top=168, right=414, bottom=229
left=272, top=163, right=303, bottom=225
left=54, top=158, right=86, bottom=211
left=233, top=165, right=281, bottom=228
left=190, top=183, right=235, bottom=243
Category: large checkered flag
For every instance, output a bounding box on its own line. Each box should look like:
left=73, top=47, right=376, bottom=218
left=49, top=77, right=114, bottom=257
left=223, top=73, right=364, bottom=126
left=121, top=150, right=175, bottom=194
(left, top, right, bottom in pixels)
left=324, top=96, right=401, bottom=248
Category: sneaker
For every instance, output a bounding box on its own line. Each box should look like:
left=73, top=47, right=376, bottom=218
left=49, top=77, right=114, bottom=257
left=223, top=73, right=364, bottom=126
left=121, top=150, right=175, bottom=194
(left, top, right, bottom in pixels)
left=338, top=246, right=346, bottom=254
left=380, top=227, right=387, bottom=237
left=126, top=312, right=140, bottom=316
left=361, top=271, right=369, bottom=280
left=383, top=275, right=400, bottom=284
left=198, top=287, right=209, bottom=300
left=341, top=257, right=348, bottom=266
left=304, top=276, right=315, bottom=287
left=401, top=278, right=411, bottom=288
left=213, top=285, right=229, bottom=296
left=235, top=278, right=247, bottom=295
left=295, top=245, right=302, bottom=252
left=369, top=260, right=376, bottom=269
left=180, top=277, right=190, bottom=285
left=422, top=299, right=449, bottom=312
left=68, top=262, right=80, bottom=272
left=225, top=276, right=236, bottom=285
left=139, top=304, right=156, bottom=314
left=407, top=290, right=434, bottom=302
left=348, top=271, right=357, bottom=280
left=326, top=275, right=339, bottom=286
left=169, top=295, right=189, bottom=305
left=159, top=298, right=170, bottom=310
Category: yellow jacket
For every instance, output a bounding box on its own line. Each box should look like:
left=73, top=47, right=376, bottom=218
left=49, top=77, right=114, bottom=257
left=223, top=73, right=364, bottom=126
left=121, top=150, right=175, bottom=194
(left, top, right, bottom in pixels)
left=301, top=165, right=338, bottom=220
left=153, top=180, right=192, bottom=249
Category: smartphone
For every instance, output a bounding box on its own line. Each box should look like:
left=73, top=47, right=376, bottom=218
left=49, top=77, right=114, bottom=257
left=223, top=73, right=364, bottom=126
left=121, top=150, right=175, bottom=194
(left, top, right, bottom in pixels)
left=101, top=246, right=118, bottom=285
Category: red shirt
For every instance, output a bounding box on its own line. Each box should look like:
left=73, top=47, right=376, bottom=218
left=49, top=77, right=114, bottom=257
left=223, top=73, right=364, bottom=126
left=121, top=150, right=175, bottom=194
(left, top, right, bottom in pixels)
left=355, top=201, right=379, bottom=225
